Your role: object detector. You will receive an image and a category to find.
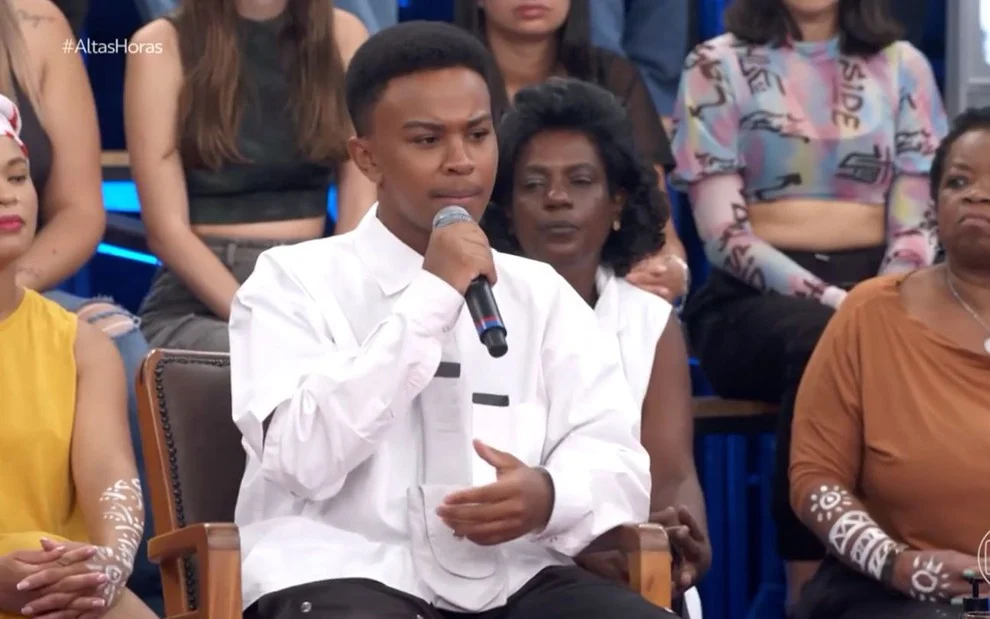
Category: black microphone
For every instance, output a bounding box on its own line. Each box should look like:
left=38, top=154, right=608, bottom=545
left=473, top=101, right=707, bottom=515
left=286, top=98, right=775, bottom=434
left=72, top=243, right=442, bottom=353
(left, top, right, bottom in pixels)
left=432, top=205, right=508, bottom=358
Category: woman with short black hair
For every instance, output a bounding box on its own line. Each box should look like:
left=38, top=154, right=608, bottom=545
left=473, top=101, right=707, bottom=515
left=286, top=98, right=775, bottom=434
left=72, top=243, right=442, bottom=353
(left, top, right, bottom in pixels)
left=456, top=0, right=691, bottom=305
left=483, top=78, right=710, bottom=617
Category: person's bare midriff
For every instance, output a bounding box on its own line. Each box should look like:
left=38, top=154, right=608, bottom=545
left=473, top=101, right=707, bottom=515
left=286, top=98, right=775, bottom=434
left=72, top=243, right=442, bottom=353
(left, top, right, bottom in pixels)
left=748, top=199, right=885, bottom=252
left=192, top=215, right=327, bottom=242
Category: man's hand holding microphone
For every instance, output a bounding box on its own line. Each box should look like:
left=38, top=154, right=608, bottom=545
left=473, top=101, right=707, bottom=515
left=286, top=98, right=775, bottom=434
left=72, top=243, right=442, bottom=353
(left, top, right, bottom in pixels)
left=422, top=206, right=498, bottom=297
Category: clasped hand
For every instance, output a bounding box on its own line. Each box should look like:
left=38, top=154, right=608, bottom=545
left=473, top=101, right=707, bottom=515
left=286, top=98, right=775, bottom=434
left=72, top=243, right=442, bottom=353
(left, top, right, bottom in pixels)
left=626, top=254, right=689, bottom=302
left=436, top=440, right=553, bottom=546
left=575, top=505, right=710, bottom=596
left=0, top=539, right=118, bottom=618
left=892, top=549, right=982, bottom=604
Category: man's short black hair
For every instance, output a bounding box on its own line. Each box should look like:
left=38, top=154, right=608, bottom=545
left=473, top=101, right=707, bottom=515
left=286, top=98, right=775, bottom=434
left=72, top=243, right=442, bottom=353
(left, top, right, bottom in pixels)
left=345, top=21, right=498, bottom=136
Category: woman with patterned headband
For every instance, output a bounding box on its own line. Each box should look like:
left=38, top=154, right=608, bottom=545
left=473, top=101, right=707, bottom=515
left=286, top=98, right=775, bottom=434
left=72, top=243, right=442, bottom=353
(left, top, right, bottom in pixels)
left=0, top=95, right=156, bottom=619
left=0, top=2, right=160, bottom=610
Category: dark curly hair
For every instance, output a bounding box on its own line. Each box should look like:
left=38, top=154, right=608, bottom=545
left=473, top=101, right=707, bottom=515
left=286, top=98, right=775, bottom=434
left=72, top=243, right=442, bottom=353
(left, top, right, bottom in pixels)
left=930, top=106, right=990, bottom=202
left=482, top=78, right=668, bottom=277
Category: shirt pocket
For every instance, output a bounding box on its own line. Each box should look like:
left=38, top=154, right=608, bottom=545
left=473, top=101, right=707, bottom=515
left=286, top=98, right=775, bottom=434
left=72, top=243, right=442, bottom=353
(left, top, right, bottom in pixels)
left=470, top=399, right=548, bottom=487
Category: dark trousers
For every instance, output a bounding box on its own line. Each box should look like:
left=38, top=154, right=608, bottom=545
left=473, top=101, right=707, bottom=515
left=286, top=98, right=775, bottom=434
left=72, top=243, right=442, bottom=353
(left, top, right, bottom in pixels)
left=244, top=566, right=678, bottom=619
left=684, top=247, right=885, bottom=561
left=795, top=556, right=948, bottom=619
left=138, top=236, right=299, bottom=353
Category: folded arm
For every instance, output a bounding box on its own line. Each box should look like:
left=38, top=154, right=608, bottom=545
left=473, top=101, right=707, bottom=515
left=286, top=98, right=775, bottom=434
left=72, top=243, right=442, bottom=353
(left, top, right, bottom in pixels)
left=670, top=44, right=846, bottom=306
left=880, top=43, right=948, bottom=275
left=881, top=175, right=937, bottom=274
left=70, top=321, right=145, bottom=607
left=690, top=176, right=847, bottom=307
left=530, top=280, right=652, bottom=556
left=229, top=252, right=464, bottom=502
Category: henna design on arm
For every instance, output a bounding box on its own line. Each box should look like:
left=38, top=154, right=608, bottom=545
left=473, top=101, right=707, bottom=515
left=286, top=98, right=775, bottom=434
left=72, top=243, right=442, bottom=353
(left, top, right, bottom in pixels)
left=800, top=485, right=907, bottom=588
left=85, top=478, right=145, bottom=606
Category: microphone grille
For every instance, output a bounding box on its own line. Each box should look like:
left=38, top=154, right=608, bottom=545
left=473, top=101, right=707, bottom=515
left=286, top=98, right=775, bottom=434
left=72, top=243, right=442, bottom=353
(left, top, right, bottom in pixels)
left=432, top=205, right=473, bottom=230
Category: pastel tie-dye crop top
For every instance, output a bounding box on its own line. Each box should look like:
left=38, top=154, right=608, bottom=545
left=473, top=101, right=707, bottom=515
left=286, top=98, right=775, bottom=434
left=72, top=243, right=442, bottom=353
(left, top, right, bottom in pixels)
left=670, top=34, right=949, bottom=306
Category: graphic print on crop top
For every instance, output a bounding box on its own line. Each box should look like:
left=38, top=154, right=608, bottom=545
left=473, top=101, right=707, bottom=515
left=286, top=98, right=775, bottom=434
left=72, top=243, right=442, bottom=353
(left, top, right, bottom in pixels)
left=670, top=34, right=949, bottom=301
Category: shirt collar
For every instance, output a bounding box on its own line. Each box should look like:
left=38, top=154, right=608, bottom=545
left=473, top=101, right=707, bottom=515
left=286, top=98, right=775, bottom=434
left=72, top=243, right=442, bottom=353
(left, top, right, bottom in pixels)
left=353, top=203, right=426, bottom=296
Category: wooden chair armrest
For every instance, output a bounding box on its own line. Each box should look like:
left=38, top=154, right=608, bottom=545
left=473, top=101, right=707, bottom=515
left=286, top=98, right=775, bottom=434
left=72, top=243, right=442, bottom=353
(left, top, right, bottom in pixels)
left=693, top=396, right=778, bottom=434
left=617, top=523, right=672, bottom=609
left=577, top=523, right=672, bottom=609
left=147, top=523, right=241, bottom=619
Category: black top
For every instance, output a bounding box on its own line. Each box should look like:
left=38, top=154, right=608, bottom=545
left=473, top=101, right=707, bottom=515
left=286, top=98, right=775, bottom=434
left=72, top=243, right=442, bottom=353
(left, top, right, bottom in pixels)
left=169, top=12, right=336, bottom=225
left=16, top=80, right=53, bottom=201
left=495, top=47, right=674, bottom=172
left=590, top=47, right=675, bottom=172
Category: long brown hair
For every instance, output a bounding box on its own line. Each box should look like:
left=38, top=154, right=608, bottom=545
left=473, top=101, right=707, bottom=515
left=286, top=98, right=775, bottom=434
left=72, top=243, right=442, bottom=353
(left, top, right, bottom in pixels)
left=173, top=0, right=350, bottom=170
left=0, top=0, right=40, bottom=110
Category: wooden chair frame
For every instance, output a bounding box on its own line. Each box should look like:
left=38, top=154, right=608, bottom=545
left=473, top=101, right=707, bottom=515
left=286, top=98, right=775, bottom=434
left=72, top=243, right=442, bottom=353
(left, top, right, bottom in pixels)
left=136, top=349, right=676, bottom=618
left=137, top=350, right=242, bottom=619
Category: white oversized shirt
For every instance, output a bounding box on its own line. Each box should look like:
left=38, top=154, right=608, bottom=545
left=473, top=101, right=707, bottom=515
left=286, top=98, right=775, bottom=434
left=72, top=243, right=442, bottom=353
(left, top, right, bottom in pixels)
left=228, top=206, right=651, bottom=611
left=593, top=268, right=705, bottom=617
left=593, top=267, right=673, bottom=407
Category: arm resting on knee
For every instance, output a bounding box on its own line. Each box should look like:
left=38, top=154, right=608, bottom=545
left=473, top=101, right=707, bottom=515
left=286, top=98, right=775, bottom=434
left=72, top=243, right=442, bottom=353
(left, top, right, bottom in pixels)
left=789, top=290, right=903, bottom=585
left=71, top=322, right=146, bottom=606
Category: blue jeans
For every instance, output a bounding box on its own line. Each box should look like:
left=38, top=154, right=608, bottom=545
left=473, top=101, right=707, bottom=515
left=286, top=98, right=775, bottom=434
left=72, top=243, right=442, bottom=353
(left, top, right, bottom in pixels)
left=44, top=291, right=163, bottom=617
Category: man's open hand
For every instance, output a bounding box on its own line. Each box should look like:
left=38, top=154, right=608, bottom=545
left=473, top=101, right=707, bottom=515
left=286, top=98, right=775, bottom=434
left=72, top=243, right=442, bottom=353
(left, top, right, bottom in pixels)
left=436, top=440, right=553, bottom=546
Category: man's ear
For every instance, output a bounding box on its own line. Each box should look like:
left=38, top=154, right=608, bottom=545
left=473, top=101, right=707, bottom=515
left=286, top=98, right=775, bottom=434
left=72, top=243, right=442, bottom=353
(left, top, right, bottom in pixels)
left=347, top=135, right=382, bottom=184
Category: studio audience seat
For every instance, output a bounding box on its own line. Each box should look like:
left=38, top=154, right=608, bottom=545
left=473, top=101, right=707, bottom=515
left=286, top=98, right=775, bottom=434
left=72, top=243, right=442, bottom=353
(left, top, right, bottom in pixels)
left=134, top=349, right=677, bottom=615
left=692, top=397, right=778, bottom=434
left=134, top=349, right=242, bottom=619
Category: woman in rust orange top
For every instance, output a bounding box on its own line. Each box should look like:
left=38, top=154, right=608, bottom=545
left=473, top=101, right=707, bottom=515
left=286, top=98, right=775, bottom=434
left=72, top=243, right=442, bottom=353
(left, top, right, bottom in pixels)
left=788, top=107, right=990, bottom=619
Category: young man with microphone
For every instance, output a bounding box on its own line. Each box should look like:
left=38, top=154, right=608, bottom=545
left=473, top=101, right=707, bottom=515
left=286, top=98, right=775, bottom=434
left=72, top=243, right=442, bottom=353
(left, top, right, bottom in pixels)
left=228, top=20, right=672, bottom=619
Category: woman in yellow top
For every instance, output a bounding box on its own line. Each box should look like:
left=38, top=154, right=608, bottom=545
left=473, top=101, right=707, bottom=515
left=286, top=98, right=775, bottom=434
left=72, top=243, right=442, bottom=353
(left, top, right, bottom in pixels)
left=0, top=96, right=156, bottom=618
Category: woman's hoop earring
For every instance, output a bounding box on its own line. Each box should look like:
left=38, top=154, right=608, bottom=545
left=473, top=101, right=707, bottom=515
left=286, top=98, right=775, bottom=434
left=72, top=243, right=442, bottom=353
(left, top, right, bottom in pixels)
left=612, top=219, right=621, bottom=231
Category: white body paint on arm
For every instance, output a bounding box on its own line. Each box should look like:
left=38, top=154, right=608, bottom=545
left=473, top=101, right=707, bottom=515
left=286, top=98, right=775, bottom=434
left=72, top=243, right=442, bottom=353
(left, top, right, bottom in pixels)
left=86, top=478, right=145, bottom=605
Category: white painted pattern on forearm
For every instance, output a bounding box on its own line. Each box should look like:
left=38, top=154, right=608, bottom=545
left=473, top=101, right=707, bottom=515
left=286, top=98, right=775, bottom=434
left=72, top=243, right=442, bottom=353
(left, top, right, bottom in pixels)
left=865, top=538, right=898, bottom=580
left=827, top=510, right=875, bottom=555
left=849, top=526, right=886, bottom=570
left=809, top=485, right=853, bottom=523
left=86, top=478, right=144, bottom=606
